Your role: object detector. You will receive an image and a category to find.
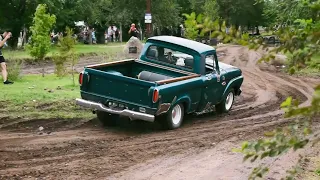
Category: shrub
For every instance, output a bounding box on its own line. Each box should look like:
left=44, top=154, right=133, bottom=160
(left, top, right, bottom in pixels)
left=7, top=59, right=23, bottom=81
left=26, top=4, right=56, bottom=77
left=52, top=53, right=68, bottom=77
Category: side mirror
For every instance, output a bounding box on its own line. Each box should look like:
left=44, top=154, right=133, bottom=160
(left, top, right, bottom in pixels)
left=216, top=74, right=221, bottom=82
left=211, top=68, right=220, bottom=75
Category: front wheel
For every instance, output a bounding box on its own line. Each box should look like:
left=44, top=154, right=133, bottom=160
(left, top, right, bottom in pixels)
left=96, top=111, right=119, bottom=127
left=216, top=89, right=235, bottom=113
left=158, top=103, right=184, bottom=130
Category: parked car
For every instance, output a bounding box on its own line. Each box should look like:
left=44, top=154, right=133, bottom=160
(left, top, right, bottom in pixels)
left=76, top=36, right=244, bottom=130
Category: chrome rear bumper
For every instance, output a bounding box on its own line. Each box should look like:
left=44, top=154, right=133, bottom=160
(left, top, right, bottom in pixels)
left=75, top=98, right=155, bottom=122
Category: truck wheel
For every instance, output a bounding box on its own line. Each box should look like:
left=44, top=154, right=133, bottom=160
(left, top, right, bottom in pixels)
left=96, top=111, right=119, bottom=127
left=216, top=89, right=235, bottom=114
left=160, top=103, right=185, bottom=130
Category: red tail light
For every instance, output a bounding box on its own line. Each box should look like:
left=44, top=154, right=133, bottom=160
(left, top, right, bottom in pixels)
left=79, top=72, right=83, bottom=85
left=153, top=89, right=159, bottom=103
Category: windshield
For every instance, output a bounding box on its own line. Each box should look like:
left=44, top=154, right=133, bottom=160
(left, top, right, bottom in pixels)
left=205, top=54, right=216, bottom=68
left=146, top=45, right=194, bottom=70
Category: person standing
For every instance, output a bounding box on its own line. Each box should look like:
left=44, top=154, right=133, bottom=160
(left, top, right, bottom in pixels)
left=128, top=23, right=139, bottom=38
left=0, top=31, right=14, bottom=84
left=92, top=28, right=96, bottom=44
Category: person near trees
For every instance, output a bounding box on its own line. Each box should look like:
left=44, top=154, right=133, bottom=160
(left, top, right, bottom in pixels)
left=115, top=28, right=120, bottom=42
left=0, top=31, right=14, bottom=84
left=128, top=23, right=139, bottom=38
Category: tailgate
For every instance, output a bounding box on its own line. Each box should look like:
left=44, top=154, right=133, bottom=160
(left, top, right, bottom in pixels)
left=81, top=68, right=156, bottom=107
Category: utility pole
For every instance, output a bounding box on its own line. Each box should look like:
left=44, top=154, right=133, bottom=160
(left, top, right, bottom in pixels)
left=145, top=0, right=152, bottom=38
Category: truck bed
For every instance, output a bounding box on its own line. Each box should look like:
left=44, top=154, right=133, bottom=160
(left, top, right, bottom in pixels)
left=86, top=59, right=196, bottom=81
left=80, top=59, right=199, bottom=110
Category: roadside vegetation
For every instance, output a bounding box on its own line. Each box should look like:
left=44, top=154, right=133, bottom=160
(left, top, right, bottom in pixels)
left=181, top=0, right=319, bottom=179
left=2, top=44, right=124, bottom=60
left=0, top=74, right=94, bottom=120
left=183, top=0, right=320, bottom=179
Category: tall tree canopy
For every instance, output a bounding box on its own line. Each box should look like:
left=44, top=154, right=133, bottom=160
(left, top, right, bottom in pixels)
left=2, top=0, right=313, bottom=47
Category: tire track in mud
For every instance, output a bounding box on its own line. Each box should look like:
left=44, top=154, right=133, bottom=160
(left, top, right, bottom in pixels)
left=1, top=45, right=319, bottom=179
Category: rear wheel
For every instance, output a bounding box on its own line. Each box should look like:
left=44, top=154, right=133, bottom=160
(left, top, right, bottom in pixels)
left=96, top=111, right=119, bottom=127
left=159, top=103, right=184, bottom=130
left=216, top=89, right=235, bottom=114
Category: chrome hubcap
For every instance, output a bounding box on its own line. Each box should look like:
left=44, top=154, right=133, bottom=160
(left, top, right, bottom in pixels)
left=172, top=104, right=182, bottom=125
left=225, top=92, right=234, bottom=111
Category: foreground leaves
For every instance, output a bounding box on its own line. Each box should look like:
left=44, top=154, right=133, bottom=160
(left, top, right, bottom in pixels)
left=233, top=85, right=320, bottom=179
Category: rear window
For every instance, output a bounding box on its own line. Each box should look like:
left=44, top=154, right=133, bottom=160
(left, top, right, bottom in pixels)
left=146, top=45, right=194, bottom=70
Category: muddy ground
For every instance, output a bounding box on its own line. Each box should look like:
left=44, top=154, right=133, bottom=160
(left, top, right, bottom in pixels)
left=1, top=45, right=320, bottom=180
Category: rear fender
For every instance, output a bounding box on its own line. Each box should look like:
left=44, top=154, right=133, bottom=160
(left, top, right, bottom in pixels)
left=155, top=95, right=192, bottom=116
left=222, top=76, right=244, bottom=98
left=175, top=95, right=192, bottom=113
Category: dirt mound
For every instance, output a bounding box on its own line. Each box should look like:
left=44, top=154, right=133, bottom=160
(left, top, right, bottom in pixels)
left=0, top=45, right=319, bottom=179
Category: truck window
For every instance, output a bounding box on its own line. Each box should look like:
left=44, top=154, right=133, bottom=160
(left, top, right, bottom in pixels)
left=205, top=54, right=217, bottom=74
left=146, top=45, right=194, bottom=70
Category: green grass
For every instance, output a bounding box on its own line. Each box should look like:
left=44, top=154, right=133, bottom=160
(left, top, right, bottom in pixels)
left=281, top=52, right=320, bottom=76
left=2, top=43, right=125, bottom=60
left=0, top=74, right=94, bottom=120
left=297, top=54, right=320, bottom=76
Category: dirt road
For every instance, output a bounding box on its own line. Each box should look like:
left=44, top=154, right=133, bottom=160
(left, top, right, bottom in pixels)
left=1, top=45, right=319, bottom=180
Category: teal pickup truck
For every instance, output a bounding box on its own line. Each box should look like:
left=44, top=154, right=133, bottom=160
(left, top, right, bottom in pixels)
left=76, top=36, right=243, bottom=130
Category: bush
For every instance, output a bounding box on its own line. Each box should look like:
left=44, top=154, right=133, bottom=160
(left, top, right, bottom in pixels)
left=7, top=59, right=23, bottom=81
left=52, top=53, right=68, bottom=77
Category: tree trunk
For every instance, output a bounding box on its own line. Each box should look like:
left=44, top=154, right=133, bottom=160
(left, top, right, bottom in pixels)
left=120, top=23, right=123, bottom=43
left=22, top=27, right=27, bottom=47
left=72, top=65, right=75, bottom=86
left=88, top=28, right=93, bottom=45
left=42, top=67, right=45, bottom=77
left=96, top=26, right=105, bottom=44
left=41, top=60, right=45, bottom=77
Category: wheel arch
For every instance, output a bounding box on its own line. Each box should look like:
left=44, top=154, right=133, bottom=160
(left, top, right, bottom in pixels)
left=223, top=76, right=243, bottom=98
left=174, top=95, right=191, bottom=114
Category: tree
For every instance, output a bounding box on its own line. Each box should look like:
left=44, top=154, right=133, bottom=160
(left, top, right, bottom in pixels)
left=54, top=26, right=79, bottom=85
left=182, top=0, right=319, bottom=178
left=253, top=0, right=320, bottom=70
left=0, top=0, right=68, bottom=48
left=258, top=0, right=315, bottom=27
left=53, top=27, right=74, bottom=77
left=26, top=4, right=56, bottom=77
left=0, top=0, right=40, bottom=48
left=183, top=12, right=201, bottom=40
left=152, top=0, right=182, bottom=32
left=230, top=1, right=320, bottom=179
left=234, top=85, right=320, bottom=179
left=203, top=0, right=219, bottom=21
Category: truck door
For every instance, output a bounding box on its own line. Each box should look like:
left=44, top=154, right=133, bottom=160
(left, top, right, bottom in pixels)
left=202, top=54, right=226, bottom=106
left=203, top=72, right=226, bottom=104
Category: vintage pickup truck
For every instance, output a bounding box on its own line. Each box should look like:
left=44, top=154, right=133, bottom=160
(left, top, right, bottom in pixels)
left=76, top=36, right=243, bottom=130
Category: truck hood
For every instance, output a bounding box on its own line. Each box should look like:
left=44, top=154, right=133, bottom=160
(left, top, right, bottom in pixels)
left=218, top=62, right=239, bottom=71
left=218, top=62, right=242, bottom=78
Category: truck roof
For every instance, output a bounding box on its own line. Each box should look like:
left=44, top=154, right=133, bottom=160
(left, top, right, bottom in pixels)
left=147, top=36, right=215, bottom=55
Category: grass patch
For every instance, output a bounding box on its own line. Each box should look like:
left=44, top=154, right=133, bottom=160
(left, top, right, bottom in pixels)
left=2, top=43, right=125, bottom=60
left=295, top=68, right=320, bottom=77
left=296, top=54, right=320, bottom=77
left=0, top=74, right=94, bottom=120
left=281, top=52, right=320, bottom=77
